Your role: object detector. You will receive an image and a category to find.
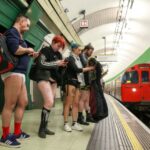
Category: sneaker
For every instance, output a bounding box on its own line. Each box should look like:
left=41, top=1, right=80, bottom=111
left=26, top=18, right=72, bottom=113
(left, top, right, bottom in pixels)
left=15, top=131, right=30, bottom=139
left=72, top=123, right=83, bottom=132
left=64, top=124, right=72, bottom=132
left=0, top=134, right=21, bottom=148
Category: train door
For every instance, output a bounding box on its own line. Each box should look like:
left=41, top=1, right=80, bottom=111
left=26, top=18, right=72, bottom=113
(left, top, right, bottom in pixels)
left=121, top=70, right=141, bottom=102
left=140, top=70, right=150, bottom=101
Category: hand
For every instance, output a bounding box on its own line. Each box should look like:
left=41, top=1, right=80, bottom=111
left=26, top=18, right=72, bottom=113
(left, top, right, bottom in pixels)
left=56, top=60, right=68, bottom=67
left=88, top=66, right=95, bottom=71
left=27, top=48, right=34, bottom=54
left=29, top=52, right=39, bottom=58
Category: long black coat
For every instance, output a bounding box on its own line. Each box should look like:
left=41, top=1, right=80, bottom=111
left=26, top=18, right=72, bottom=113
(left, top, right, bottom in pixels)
left=89, top=60, right=108, bottom=121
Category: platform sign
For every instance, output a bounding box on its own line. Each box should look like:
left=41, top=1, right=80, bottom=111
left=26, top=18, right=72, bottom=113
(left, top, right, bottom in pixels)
left=96, top=55, right=118, bottom=62
left=80, top=20, right=88, bottom=28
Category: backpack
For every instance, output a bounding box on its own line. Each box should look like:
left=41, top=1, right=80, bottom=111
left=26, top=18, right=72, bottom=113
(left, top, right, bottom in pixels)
left=0, top=34, right=18, bottom=74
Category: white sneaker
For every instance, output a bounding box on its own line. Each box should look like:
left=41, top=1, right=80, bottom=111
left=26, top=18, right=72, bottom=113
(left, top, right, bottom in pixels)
left=64, top=123, right=72, bottom=132
left=72, top=122, right=83, bottom=132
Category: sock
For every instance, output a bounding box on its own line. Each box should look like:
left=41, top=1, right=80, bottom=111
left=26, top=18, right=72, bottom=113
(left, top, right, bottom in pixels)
left=2, top=126, right=10, bottom=139
left=72, top=121, right=76, bottom=126
left=64, top=121, right=68, bottom=125
left=14, top=122, right=22, bottom=136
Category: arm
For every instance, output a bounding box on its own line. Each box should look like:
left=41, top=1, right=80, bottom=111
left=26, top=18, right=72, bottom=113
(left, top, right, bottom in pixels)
left=36, top=54, right=59, bottom=69
left=6, top=29, right=34, bottom=55
left=15, top=46, right=34, bottom=55
left=101, top=69, right=108, bottom=78
left=68, top=56, right=94, bottom=73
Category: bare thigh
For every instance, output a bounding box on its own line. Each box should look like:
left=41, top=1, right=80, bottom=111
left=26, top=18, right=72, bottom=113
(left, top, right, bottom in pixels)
left=80, top=90, right=89, bottom=102
left=4, top=75, right=23, bottom=108
left=51, top=83, right=57, bottom=99
left=37, top=81, right=54, bottom=107
left=64, top=85, right=76, bottom=105
left=73, top=88, right=80, bottom=104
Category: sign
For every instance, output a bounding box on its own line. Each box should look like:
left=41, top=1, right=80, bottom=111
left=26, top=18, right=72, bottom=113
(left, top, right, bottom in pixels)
left=80, top=20, right=88, bottom=28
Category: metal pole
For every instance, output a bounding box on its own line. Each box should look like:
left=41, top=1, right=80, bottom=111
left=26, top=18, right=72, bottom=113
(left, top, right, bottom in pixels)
left=104, top=37, right=106, bottom=55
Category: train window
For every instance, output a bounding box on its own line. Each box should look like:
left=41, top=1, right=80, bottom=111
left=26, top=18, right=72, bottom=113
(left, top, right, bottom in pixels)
left=121, top=71, right=139, bottom=84
left=122, top=72, right=129, bottom=84
left=141, top=71, right=150, bottom=82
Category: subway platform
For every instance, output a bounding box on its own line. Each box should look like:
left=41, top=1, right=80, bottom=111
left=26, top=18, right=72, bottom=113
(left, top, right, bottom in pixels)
left=0, top=94, right=150, bottom=150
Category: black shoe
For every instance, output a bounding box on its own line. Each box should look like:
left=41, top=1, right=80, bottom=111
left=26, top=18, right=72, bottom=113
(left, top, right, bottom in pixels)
left=38, top=130, right=46, bottom=138
left=77, top=115, right=89, bottom=126
left=86, top=113, right=96, bottom=123
left=45, top=128, right=55, bottom=135
left=78, top=120, right=89, bottom=126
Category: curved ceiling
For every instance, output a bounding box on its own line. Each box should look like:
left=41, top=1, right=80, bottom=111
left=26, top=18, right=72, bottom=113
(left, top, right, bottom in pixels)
left=72, top=7, right=119, bottom=34
left=60, top=0, right=150, bottom=81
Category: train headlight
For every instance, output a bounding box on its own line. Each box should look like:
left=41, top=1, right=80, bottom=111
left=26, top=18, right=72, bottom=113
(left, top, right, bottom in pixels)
left=132, top=88, right=137, bottom=92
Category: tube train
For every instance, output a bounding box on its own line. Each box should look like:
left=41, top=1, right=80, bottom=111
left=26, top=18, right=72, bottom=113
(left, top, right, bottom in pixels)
left=105, top=63, right=150, bottom=111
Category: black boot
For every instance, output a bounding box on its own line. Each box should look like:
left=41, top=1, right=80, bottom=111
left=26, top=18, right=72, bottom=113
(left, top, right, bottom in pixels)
left=38, top=107, right=54, bottom=138
left=38, top=122, right=46, bottom=138
left=77, top=112, right=89, bottom=126
left=86, top=111, right=96, bottom=123
left=45, top=121, right=55, bottom=135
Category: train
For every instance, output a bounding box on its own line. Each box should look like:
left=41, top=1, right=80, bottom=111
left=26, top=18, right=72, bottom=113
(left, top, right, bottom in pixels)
left=105, top=63, right=150, bottom=111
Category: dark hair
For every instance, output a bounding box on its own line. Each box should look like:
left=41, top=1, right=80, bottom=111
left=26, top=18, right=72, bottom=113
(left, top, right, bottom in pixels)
left=15, top=14, right=29, bottom=23
left=84, top=43, right=94, bottom=51
left=88, top=58, right=97, bottom=66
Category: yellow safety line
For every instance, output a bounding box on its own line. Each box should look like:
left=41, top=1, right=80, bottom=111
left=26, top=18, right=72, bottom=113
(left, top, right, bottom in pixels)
left=110, top=99, right=144, bottom=150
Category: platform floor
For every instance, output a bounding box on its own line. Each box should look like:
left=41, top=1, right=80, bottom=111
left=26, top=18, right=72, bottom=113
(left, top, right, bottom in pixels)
left=0, top=94, right=150, bottom=150
left=0, top=99, right=94, bottom=150
left=87, top=94, right=150, bottom=150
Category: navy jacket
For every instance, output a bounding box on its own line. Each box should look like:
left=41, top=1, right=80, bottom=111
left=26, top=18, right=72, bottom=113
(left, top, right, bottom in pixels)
left=6, top=27, right=29, bottom=74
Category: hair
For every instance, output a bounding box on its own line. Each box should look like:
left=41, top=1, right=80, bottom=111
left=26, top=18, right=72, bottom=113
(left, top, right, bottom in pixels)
left=84, top=43, right=94, bottom=51
left=88, top=57, right=97, bottom=66
left=15, top=14, right=29, bottom=23
left=52, top=35, right=66, bottom=49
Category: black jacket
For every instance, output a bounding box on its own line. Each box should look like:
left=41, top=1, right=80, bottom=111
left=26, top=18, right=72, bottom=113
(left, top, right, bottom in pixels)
left=29, top=46, right=63, bottom=84
left=64, top=55, right=83, bottom=82
left=89, top=60, right=108, bottom=121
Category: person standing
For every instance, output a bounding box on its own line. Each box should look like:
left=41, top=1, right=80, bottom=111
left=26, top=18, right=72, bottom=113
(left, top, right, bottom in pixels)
left=29, top=35, right=67, bottom=138
left=89, top=58, right=108, bottom=122
left=78, top=44, right=95, bottom=125
left=63, top=43, right=94, bottom=132
left=0, top=14, right=38, bottom=148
